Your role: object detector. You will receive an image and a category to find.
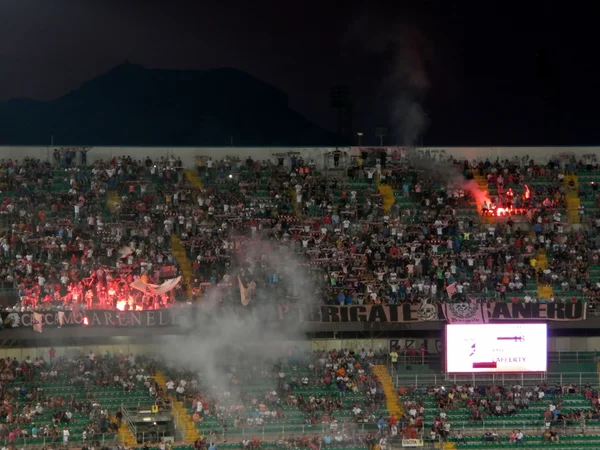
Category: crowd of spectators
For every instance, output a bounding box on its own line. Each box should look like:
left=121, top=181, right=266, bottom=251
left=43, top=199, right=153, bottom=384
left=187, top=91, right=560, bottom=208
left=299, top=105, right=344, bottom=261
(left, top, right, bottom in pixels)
left=157, top=346, right=430, bottom=449
left=0, top=349, right=160, bottom=450
left=399, top=380, right=600, bottom=444
left=0, top=155, right=191, bottom=314
left=4, top=346, right=600, bottom=448
left=163, top=348, right=385, bottom=427
left=152, top=151, right=600, bottom=308
left=0, top=150, right=599, bottom=318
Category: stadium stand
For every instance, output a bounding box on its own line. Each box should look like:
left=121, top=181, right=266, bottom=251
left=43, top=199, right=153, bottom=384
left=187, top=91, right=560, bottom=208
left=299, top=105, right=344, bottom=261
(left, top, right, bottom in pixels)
left=1, top=148, right=600, bottom=449
left=2, top=149, right=599, bottom=312
left=0, top=351, right=158, bottom=448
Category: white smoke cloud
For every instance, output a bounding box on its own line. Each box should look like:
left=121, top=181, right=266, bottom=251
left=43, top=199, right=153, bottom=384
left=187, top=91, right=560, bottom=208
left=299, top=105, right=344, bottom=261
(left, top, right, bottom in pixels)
left=391, top=93, right=429, bottom=147
left=409, top=152, right=489, bottom=205
left=385, top=27, right=433, bottom=146
left=343, top=11, right=434, bottom=146
left=155, top=239, right=316, bottom=397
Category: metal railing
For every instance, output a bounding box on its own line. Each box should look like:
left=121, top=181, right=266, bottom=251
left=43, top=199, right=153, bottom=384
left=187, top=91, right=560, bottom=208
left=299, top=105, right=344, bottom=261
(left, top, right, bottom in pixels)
left=195, top=421, right=380, bottom=442
left=171, top=402, right=192, bottom=442
left=120, top=403, right=179, bottom=444
left=394, top=372, right=600, bottom=389
left=2, top=432, right=116, bottom=448
left=436, top=418, right=591, bottom=434
left=130, top=430, right=171, bottom=445
left=388, top=349, right=600, bottom=373
left=549, top=351, right=599, bottom=363
left=392, top=351, right=598, bottom=367
left=121, top=401, right=138, bottom=441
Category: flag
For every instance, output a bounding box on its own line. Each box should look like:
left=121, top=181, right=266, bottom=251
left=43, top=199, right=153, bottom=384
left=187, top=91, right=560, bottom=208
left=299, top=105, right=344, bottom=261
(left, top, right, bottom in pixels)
left=130, top=276, right=182, bottom=295
left=444, top=302, right=487, bottom=324
left=446, top=282, right=457, bottom=299
left=238, top=276, right=257, bottom=306
left=58, top=311, right=65, bottom=328
left=118, top=246, right=134, bottom=259
left=239, top=276, right=250, bottom=306
left=33, top=312, right=43, bottom=333
left=160, top=266, right=176, bottom=278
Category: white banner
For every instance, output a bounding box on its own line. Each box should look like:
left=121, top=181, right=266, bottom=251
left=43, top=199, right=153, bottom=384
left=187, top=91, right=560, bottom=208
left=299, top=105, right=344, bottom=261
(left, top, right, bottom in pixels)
left=402, top=439, right=423, bottom=447
left=130, top=276, right=182, bottom=295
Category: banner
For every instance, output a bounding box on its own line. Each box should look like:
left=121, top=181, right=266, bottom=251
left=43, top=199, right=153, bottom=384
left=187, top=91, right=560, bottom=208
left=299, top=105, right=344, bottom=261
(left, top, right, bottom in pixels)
left=0, top=302, right=587, bottom=332
left=485, top=302, right=586, bottom=321
left=352, top=146, right=409, bottom=158
left=33, top=312, right=43, bottom=333
left=401, top=439, right=423, bottom=448
left=130, top=276, right=182, bottom=295
left=160, top=266, right=176, bottom=278
left=444, top=302, right=487, bottom=324
left=2, top=310, right=183, bottom=329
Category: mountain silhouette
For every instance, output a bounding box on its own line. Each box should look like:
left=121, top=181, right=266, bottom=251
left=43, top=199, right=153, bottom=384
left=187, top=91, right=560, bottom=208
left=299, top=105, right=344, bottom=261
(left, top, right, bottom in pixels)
left=0, top=62, right=341, bottom=146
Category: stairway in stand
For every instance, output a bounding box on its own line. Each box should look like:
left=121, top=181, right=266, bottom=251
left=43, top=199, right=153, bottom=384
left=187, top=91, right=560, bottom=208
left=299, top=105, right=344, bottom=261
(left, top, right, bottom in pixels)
left=154, top=371, right=202, bottom=443
left=290, top=188, right=302, bottom=218
left=118, top=422, right=138, bottom=447
left=185, top=169, right=204, bottom=190
left=536, top=249, right=553, bottom=300
left=106, top=190, right=121, bottom=213
left=170, top=236, right=194, bottom=301
left=373, top=365, right=404, bottom=420
left=563, top=174, right=581, bottom=224
left=376, top=180, right=395, bottom=214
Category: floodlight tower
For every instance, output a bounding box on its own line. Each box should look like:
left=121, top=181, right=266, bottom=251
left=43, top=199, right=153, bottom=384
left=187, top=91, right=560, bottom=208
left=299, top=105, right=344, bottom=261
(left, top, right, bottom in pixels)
left=330, top=86, right=353, bottom=143
left=375, top=127, right=387, bottom=146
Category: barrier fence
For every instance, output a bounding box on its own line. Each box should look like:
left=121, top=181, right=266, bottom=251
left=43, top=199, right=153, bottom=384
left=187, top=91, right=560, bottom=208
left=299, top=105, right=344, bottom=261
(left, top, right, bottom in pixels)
left=3, top=432, right=117, bottom=448
left=394, top=372, right=600, bottom=389
left=193, top=422, right=385, bottom=442
left=119, top=429, right=171, bottom=445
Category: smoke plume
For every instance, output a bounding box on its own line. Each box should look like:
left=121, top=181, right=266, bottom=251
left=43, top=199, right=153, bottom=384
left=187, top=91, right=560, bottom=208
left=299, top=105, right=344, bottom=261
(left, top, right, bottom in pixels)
left=343, top=10, right=435, bottom=146
left=409, top=151, right=489, bottom=204
left=385, top=28, right=433, bottom=146
left=154, top=239, right=316, bottom=397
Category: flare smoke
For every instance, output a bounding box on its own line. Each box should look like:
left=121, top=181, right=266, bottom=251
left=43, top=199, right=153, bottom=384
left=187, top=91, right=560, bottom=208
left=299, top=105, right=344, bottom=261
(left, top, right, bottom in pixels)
left=386, top=28, right=432, bottom=146
left=344, top=13, right=434, bottom=146
left=154, top=240, right=316, bottom=396
left=410, top=152, right=488, bottom=204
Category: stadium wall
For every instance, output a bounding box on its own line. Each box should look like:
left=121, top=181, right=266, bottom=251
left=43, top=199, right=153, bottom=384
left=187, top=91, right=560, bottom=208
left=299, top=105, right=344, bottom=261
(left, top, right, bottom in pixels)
left=0, top=336, right=598, bottom=359
left=0, top=146, right=596, bottom=169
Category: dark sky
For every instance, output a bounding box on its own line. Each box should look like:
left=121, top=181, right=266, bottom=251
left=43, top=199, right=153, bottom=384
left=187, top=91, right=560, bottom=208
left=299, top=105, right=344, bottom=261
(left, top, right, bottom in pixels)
left=0, top=0, right=597, bottom=146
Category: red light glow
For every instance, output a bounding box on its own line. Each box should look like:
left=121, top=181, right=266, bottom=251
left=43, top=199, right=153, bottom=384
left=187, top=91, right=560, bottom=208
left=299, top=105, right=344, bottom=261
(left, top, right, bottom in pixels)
left=482, top=206, right=527, bottom=217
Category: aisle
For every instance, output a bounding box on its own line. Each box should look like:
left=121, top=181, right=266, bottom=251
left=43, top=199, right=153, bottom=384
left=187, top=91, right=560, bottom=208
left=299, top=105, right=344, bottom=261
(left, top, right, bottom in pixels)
left=153, top=371, right=202, bottom=443
left=170, top=235, right=194, bottom=301
left=536, top=249, right=553, bottom=300
left=185, top=169, right=204, bottom=190
left=373, top=365, right=405, bottom=420
left=564, top=174, right=581, bottom=224
left=106, top=190, right=120, bottom=212
left=376, top=181, right=395, bottom=213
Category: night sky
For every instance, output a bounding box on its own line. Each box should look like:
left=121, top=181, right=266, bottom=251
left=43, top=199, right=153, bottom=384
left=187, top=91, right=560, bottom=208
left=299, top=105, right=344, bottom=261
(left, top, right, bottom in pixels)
left=0, top=0, right=597, bottom=146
